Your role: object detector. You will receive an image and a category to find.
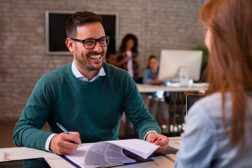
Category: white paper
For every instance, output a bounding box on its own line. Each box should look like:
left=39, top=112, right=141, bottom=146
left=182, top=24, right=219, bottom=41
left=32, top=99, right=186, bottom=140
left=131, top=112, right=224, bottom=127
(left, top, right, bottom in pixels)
left=107, top=139, right=159, bottom=159
left=84, top=142, right=135, bottom=167
left=65, top=145, right=91, bottom=168
left=65, top=139, right=159, bottom=168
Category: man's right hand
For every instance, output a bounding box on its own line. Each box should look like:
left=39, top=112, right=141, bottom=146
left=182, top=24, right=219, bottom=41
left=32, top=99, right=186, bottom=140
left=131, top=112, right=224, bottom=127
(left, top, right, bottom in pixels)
left=49, top=132, right=81, bottom=155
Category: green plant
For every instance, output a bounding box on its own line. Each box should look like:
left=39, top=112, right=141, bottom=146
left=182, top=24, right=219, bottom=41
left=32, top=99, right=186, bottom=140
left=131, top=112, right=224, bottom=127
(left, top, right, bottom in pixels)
left=193, top=44, right=209, bottom=63
left=193, top=44, right=209, bottom=82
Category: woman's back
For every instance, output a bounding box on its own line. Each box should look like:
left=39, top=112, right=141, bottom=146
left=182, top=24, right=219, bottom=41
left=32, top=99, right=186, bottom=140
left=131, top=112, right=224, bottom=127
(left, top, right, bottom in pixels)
left=175, top=0, right=252, bottom=167
left=175, top=93, right=252, bottom=168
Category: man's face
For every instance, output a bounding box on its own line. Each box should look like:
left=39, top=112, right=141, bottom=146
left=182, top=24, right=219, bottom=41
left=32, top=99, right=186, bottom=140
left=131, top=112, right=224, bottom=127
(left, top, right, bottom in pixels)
left=73, top=22, right=107, bottom=71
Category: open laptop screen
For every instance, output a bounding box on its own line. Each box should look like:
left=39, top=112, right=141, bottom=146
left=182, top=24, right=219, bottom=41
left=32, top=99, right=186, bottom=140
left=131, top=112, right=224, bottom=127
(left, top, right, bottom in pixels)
left=186, top=94, right=206, bottom=114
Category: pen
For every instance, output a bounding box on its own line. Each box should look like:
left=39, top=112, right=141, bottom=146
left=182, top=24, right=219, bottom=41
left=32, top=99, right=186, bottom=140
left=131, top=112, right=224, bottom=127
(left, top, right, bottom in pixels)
left=56, top=122, right=82, bottom=146
left=57, top=122, right=70, bottom=134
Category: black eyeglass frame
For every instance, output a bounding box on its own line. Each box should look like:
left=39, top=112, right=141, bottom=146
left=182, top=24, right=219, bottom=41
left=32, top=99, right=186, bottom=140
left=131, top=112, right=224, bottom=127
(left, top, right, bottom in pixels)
left=70, top=36, right=110, bottom=49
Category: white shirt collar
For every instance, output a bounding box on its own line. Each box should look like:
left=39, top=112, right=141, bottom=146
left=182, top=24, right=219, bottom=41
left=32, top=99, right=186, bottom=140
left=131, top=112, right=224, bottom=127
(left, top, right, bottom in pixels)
left=71, top=60, right=106, bottom=82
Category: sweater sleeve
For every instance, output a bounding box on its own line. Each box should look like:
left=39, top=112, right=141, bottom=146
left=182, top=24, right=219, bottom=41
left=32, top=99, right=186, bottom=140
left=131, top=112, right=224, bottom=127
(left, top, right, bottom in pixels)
left=13, top=77, right=53, bottom=151
left=174, top=102, right=218, bottom=168
left=122, top=75, right=161, bottom=139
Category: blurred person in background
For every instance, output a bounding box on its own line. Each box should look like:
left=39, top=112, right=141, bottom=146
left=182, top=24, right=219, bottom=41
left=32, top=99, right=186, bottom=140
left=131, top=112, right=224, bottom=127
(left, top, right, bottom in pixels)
left=142, top=55, right=170, bottom=133
left=115, top=34, right=139, bottom=82
left=105, top=50, right=116, bottom=66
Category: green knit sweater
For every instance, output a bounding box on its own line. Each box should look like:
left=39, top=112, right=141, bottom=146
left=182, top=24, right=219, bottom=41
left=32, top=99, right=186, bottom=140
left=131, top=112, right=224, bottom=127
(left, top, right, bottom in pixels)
left=13, top=62, right=160, bottom=151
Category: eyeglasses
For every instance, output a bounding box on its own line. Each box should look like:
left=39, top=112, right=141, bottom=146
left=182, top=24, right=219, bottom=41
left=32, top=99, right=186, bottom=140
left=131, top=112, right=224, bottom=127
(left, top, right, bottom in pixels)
left=70, top=36, right=110, bottom=49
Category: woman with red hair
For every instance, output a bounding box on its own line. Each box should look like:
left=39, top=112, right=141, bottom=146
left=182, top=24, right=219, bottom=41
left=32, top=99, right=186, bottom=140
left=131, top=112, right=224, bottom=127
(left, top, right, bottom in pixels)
left=174, top=0, right=252, bottom=167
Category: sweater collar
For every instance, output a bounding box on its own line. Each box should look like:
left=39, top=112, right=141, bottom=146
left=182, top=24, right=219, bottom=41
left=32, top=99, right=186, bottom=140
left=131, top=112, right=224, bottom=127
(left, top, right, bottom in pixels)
left=71, top=59, right=106, bottom=82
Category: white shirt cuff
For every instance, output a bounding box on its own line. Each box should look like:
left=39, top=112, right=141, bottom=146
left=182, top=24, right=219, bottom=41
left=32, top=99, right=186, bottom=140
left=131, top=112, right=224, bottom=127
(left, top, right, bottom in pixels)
left=45, top=133, right=57, bottom=151
left=144, top=130, right=158, bottom=140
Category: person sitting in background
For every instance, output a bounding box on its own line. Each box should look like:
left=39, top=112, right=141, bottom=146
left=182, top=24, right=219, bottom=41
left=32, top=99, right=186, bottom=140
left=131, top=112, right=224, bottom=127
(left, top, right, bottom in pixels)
left=142, top=55, right=169, bottom=132
left=174, top=0, right=252, bottom=167
left=105, top=50, right=116, bottom=66
left=115, top=34, right=139, bottom=82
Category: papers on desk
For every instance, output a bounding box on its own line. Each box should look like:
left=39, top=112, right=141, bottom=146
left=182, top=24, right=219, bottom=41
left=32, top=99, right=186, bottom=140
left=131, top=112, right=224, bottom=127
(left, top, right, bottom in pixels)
left=64, top=139, right=159, bottom=168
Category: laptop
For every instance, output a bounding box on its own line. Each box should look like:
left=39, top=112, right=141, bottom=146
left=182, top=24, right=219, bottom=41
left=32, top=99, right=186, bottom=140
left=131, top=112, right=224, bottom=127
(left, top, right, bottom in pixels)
left=186, top=94, right=206, bottom=114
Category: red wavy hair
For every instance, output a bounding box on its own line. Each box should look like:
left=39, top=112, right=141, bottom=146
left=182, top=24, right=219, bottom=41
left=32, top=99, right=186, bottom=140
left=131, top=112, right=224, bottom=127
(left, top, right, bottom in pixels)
left=200, top=0, right=252, bottom=149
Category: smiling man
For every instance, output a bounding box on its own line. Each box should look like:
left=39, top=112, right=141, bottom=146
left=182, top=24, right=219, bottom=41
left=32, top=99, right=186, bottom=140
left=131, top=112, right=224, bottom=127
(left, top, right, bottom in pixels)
left=13, top=11, right=168, bottom=155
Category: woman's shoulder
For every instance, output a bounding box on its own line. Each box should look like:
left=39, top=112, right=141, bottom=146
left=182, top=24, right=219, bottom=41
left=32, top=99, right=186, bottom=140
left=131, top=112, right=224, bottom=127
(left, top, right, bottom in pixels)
left=198, top=93, right=222, bottom=105
left=188, top=93, right=221, bottom=114
left=188, top=93, right=230, bottom=125
left=191, top=93, right=222, bottom=113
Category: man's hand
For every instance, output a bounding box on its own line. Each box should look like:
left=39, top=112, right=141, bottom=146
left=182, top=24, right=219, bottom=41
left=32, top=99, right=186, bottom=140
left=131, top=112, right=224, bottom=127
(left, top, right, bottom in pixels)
left=146, top=132, right=169, bottom=153
left=49, top=132, right=81, bottom=155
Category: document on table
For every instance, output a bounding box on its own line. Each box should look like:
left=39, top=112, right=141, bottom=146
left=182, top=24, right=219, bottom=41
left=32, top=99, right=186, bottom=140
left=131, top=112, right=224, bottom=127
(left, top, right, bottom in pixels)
left=64, top=139, right=159, bottom=168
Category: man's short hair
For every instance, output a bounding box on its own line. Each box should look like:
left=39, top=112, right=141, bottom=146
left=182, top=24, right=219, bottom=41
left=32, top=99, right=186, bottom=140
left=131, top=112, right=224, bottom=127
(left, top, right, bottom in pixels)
left=66, top=11, right=103, bottom=38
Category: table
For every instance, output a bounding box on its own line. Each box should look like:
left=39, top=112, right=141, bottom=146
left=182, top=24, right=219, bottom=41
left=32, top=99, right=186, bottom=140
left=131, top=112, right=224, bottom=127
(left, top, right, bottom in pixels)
left=136, top=83, right=208, bottom=92
left=0, top=137, right=181, bottom=168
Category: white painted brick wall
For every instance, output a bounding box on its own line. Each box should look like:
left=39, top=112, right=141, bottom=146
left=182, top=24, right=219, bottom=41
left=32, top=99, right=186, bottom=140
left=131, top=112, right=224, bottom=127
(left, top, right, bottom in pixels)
left=0, top=0, right=206, bottom=119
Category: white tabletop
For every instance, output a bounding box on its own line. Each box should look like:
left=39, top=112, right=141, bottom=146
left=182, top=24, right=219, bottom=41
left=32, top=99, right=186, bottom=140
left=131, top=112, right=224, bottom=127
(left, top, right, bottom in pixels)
left=0, top=138, right=181, bottom=168
left=136, top=83, right=208, bottom=92
left=0, top=147, right=73, bottom=168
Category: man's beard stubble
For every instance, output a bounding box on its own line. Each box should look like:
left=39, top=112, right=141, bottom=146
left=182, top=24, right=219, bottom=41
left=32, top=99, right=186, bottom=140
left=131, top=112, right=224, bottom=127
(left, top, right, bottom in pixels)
left=75, top=51, right=106, bottom=71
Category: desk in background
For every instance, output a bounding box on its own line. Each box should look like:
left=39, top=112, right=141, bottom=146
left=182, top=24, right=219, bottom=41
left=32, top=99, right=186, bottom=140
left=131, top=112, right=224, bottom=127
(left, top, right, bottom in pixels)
left=0, top=137, right=181, bottom=168
left=136, top=84, right=208, bottom=135
left=136, top=83, right=208, bottom=93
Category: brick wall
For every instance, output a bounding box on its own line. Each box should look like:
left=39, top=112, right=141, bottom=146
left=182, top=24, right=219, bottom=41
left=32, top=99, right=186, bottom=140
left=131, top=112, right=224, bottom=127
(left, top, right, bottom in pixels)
left=0, top=0, right=206, bottom=119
